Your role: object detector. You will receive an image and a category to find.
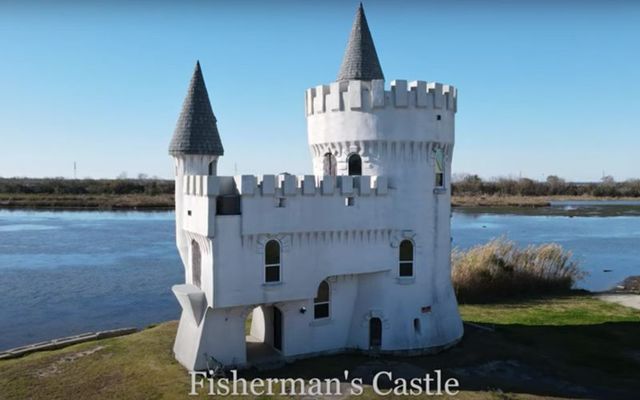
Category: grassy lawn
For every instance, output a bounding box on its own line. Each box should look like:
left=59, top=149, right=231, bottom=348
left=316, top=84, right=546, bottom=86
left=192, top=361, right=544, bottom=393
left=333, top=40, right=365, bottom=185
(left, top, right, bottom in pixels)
left=1, top=294, right=639, bottom=399
left=459, top=294, right=640, bottom=325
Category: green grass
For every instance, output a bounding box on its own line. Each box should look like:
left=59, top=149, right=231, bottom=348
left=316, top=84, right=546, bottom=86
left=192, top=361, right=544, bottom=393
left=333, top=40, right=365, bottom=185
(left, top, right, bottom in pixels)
left=459, top=294, right=640, bottom=325
left=1, top=295, right=639, bottom=399
left=461, top=294, right=640, bottom=381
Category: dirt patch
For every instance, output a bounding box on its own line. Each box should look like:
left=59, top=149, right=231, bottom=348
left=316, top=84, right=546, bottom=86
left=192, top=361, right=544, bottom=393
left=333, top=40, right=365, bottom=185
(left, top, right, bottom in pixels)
left=33, top=346, right=106, bottom=378
left=452, top=360, right=589, bottom=397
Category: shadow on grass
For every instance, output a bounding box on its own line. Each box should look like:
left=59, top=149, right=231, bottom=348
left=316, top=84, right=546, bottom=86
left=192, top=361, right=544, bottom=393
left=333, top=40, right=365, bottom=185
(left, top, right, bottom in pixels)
left=456, top=289, right=591, bottom=306
left=238, top=321, right=640, bottom=399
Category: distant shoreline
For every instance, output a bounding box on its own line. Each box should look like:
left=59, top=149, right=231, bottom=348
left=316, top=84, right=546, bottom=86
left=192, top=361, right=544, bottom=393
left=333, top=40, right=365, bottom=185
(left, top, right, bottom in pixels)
left=2, top=193, right=640, bottom=211
left=0, top=194, right=174, bottom=210
left=451, top=194, right=640, bottom=208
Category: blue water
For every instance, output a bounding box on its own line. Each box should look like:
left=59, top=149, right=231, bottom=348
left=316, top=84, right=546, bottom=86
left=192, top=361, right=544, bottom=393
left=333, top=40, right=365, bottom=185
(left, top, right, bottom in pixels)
left=0, top=208, right=639, bottom=350
left=0, top=210, right=182, bottom=351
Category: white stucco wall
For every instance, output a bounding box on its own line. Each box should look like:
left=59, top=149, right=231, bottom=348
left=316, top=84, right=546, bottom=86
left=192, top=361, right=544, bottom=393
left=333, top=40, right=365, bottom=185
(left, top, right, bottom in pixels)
left=170, top=79, right=463, bottom=371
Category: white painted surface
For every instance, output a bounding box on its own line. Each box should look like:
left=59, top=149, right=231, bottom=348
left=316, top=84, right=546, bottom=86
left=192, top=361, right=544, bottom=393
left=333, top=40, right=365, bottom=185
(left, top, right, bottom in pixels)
left=170, top=78, right=463, bottom=371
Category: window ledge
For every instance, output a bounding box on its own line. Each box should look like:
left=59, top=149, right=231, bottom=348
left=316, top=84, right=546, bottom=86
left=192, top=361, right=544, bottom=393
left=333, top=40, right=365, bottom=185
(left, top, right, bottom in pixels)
left=309, top=318, right=332, bottom=327
left=396, top=277, right=416, bottom=285
left=433, top=188, right=447, bottom=194
left=262, top=282, right=284, bottom=289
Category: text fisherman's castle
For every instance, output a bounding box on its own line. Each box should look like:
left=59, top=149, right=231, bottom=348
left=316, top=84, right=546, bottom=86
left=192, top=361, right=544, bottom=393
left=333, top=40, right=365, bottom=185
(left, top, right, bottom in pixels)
left=169, top=5, right=463, bottom=371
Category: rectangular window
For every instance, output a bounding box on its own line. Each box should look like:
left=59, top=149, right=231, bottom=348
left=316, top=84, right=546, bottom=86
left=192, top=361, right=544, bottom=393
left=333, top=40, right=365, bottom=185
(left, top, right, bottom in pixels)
left=345, top=197, right=355, bottom=207
left=399, top=262, right=413, bottom=277
left=265, top=265, right=280, bottom=282
left=314, top=303, right=329, bottom=319
left=434, top=148, right=445, bottom=188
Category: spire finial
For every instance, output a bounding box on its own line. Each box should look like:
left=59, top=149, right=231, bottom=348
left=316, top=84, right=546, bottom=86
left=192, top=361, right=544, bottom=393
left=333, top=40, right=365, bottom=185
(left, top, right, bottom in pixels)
left=337, top=3, right=384, bottom=81
left=168, top=61, right=224, bottom=156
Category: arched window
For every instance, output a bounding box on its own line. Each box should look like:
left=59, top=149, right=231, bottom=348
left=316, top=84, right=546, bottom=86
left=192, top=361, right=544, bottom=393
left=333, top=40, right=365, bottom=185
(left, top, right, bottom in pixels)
left=264, top=240, right=280, bottom=283
left=314, top=280, right=330, bottom=319
left=208, top=161, right=216, bottom=176
left=348, top=154, right=362, bottom=176
left=323, top=152, right=337, bottom=176
left=191, top=240, right=201, bottom=288
left=399, top=240, right=414, bottom=277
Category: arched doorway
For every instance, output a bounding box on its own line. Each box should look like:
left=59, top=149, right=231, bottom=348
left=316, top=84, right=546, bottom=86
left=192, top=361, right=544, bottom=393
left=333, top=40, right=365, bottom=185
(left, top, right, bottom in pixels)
left=246, top=305, right=283, bottom=364
left=369, top=317, right=382, bottom=349
left=348, top=154, right=362, bottom=176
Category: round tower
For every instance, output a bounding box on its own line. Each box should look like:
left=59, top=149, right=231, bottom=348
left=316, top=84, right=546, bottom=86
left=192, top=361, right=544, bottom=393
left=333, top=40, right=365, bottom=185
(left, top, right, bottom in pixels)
left=305, top=4, right=463, bottom=351
left=305, top=5, right=455, bottom=191
left=169, top=61, right=224, bottom=267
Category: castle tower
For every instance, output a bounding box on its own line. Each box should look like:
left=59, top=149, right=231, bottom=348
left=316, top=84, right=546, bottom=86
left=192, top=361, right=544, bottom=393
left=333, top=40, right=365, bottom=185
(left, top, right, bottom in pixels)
left=305, top=3, right=462, bottom=350
left=169, top=61, right=224, bottom=268
left=169, top=5, right=462, bottom=372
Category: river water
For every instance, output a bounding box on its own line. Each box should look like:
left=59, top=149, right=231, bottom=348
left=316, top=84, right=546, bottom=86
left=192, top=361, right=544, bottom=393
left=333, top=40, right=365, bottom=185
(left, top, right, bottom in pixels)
left=0, top=206, right=638, bottom=350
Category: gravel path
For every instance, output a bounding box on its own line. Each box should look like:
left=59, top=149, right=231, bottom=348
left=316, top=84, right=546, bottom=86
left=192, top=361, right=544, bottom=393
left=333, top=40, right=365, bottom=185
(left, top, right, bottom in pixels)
left=597, top=294, right=640, bottom=310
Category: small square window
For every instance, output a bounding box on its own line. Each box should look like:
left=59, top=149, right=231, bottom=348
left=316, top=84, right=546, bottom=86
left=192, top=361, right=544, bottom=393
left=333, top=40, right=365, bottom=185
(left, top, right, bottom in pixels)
left=187, top=210, right=192, bottom=216
left=436, top=114, right=442, bottom=121
left=345, top=197, right=355, bottom=207
left=276, top=197, right=286, bottom=208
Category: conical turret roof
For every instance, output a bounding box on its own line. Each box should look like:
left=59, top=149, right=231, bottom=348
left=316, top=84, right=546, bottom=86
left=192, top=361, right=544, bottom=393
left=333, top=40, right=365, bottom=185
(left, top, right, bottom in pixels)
left=337, top=4, right=384, bottom=81
left=169, top=61, right=224, bottom=156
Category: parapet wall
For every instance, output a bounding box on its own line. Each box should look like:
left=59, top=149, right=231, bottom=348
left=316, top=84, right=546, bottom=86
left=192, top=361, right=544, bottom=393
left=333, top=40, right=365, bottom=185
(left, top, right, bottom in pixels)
left=183, top=174, right=389, bottom=198
left=305, top=79, right=457, bottom=116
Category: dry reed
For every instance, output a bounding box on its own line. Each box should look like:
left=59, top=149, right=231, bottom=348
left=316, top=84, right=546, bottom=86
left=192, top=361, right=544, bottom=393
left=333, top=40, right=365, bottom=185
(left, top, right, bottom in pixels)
left=452, top=238, right=586, bottom=303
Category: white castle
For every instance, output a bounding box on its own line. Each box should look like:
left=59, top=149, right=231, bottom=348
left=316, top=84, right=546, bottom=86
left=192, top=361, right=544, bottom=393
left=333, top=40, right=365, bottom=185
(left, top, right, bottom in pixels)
left=169, top=5, right=463, bottom=371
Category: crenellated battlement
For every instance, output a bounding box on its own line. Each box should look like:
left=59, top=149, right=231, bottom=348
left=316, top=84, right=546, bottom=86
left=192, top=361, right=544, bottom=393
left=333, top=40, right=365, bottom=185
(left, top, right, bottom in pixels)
left=182, top=174, right=389, bottom=198
left=305, top=79, right=457, bottom=116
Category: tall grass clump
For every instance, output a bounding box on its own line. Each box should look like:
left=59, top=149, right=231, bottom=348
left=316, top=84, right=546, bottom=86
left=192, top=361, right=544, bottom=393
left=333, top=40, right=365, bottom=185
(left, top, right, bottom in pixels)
left=452, top=238, right=586, bottom=303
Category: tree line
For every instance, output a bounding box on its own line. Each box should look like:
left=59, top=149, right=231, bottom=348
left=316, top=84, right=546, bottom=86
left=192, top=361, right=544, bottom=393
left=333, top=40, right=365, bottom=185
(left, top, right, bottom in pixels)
left=452, top=174, right=640, bottom=197
left=0, top=178, right=174, bottom=196
left=2, top=175, right=640, bottom=198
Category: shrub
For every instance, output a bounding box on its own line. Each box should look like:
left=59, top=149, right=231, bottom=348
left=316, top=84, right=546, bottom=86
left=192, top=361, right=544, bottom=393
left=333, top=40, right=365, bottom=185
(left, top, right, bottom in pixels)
left=452, top=238, right=585, bottom=303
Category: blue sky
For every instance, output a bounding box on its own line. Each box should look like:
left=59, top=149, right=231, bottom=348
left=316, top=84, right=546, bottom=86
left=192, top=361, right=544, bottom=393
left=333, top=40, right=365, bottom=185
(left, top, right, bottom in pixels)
left=1, top=0, right=638, bottom=181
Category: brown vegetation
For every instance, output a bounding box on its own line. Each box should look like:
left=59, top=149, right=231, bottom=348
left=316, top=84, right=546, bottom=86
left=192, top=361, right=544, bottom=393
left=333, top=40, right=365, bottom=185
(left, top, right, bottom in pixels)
left=0, top=194, right=173, bottom=210
left=453, top=174, right=640, bottom=198
left=0, top=178, right=174, bottom=209
left=2, top=176, right=640, bottom=209
left=452, top=238, right=586, bottom=303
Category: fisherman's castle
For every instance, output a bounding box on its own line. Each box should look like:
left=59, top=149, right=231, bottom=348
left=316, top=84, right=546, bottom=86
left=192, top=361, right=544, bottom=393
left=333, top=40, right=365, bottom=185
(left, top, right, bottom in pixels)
left=168, top=4, right=463, bottom=370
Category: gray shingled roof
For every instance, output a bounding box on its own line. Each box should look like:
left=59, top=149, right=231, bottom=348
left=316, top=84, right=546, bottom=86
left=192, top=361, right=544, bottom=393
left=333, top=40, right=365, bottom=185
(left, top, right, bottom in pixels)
left=337, top=4, right=384, bottom=81
left=169, top=61, right=224, bottom=156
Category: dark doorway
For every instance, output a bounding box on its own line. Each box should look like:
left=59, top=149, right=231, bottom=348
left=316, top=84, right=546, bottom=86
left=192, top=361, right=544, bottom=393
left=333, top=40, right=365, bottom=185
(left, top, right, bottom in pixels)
left=273, top=307, right=282, bottom=351
left=348, top=154, right=362, bottom=176
left=369, top=317, right=382, bottom=349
